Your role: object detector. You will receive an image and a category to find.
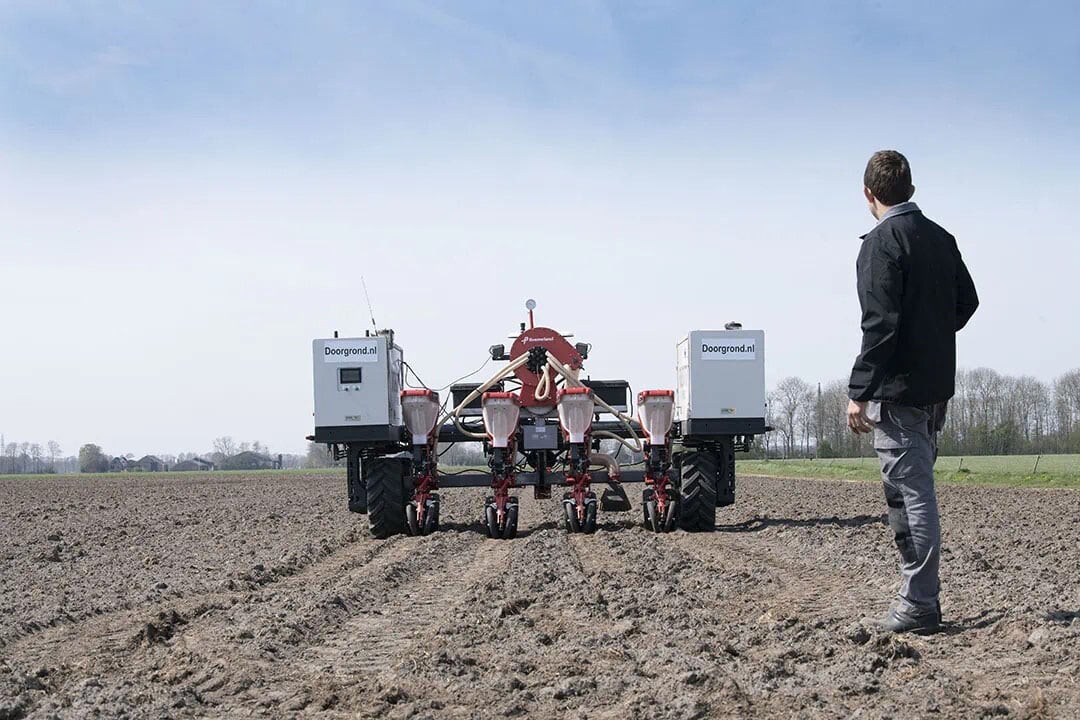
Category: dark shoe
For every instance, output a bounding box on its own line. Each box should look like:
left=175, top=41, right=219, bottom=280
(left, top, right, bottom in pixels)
left=875, top=606, right=941, bottom=634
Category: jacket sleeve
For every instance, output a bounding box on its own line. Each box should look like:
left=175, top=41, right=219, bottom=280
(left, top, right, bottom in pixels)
left=848, top=235, right=904, bottom=401
left=953, top=238, right=979, bottom=330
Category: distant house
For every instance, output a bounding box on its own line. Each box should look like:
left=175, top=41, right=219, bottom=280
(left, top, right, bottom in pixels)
left=109, top=457, right=130, bottom=472
left=221, top=451, right=274, bottom=471
left=130, top=455, right=166, bottom=472
left=171, top=457, right=215, bottom=472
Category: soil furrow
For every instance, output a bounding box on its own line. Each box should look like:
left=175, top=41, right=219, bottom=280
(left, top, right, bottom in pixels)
left=302, top=535, right=512, bottom=679
left=2, top=474, right=1077, bottom=719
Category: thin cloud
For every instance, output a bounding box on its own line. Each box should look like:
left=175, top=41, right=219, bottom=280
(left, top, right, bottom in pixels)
left=31, top=44, right=140, bottom=94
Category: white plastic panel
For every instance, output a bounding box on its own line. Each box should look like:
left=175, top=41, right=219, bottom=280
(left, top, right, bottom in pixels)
left=313, top=336, right=403, bottom=428
left=675, top=330, right=766, bottom=422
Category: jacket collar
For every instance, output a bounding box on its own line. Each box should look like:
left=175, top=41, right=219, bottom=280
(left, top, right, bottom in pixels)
left=879, top=201, right=920, bottom=222
left=861, top=201, right=920, bottom=239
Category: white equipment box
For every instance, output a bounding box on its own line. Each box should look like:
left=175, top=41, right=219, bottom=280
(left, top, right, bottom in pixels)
left=312, top=334, right=403, bottom=443
left=676, top=330, right=766, bottom=435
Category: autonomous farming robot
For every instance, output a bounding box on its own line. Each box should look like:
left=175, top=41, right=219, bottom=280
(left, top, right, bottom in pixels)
left=309, top=301, right=766, bottom=538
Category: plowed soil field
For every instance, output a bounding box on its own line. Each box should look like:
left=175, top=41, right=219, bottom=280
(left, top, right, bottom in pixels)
left=1, top=472, right=1078, bottom=719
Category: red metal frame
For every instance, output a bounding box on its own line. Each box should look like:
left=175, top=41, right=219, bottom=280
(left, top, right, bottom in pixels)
left=508, top=326, right=583, bottom=408
left=400, top=389, right=440, bottom=530
left=557, top=386, right=595, bottom=524
left=646, top=451, right=672, bottom=519
left=481, top=391, right=520, bottom=526
left=638, top=389, right=675, bottom=521
left=491, top=446, right=516, bottom=525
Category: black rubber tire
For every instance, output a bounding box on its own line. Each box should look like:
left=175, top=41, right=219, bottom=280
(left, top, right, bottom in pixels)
left=405, top=503, right=419, bottom=536
left=645, top=500, right=660, bottom=533
left=366, top=457, right=409, bottom=539
left=422, top=504, right=437, bottom=535
left=563, top=501, right=580, bottom=533
left=502, top=502, right=518, bottom=540
left=678, top=449, right=719, bottom=532
left=663, top=498, right=679, bottom=532
left=485, top=505, right=499, bottom=539
left=642, top=488, right=654, bottom=526
left=584, top=500, right=597, bottom=534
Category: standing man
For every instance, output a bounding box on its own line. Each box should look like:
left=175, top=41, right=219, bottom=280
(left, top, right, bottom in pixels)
left=847, top=150, right=979, bottom=634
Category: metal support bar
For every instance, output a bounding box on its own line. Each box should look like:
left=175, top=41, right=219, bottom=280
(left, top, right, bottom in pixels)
left=435, top=468, right=646, bottom=488
left=437, top=419, right=644, bottom=445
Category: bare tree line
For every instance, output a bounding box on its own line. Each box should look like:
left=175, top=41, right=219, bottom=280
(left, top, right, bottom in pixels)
left=0, top=437, right=73, bottom=474
left=764, top=368, right=1080, bottom=458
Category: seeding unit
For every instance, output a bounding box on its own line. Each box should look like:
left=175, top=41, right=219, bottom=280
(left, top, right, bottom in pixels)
left=309, top=301, right=767, bottom=538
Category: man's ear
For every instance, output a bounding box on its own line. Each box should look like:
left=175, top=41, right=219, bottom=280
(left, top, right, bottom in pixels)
left=863, top=186, right=875, bottom=203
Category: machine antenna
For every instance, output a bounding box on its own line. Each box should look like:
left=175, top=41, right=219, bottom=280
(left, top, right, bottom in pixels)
left=361, top=276, right=378, bottom=331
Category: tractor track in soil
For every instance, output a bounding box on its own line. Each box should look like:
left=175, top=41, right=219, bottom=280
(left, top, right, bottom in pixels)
left=301, top=534, right=513, bottom=678
left=4, top=533, right=404, bottom=667
left=2, top=472, right=1079, bottom=718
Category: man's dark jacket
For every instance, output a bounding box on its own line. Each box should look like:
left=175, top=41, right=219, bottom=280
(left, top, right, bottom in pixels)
left=848, top=206, right=979, bottom=406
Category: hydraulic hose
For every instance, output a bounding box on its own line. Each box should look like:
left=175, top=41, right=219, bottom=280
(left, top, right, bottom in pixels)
left=433, top=347, right=643, bottom=454
left=534, top=363, right=553, bottom=401
left=439, top=353, right=531, bottom=439
left=589, top=452, right=620, bottom=481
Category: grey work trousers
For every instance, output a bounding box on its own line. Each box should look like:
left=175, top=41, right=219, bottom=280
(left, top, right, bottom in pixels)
left=873, top=402, right=946, bottom=614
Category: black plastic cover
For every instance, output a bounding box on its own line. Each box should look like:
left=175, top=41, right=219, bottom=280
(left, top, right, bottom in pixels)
left=451, top=381, right=504, bottom=411
left=581, top=379, right=629, bottom=411
left=523, top=424, right=559, bottom=450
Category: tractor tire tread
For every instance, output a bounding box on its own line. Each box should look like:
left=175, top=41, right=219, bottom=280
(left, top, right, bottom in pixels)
left=678, top=449, right=718, bottom=532
left=366, top=458, right=408, bottom=539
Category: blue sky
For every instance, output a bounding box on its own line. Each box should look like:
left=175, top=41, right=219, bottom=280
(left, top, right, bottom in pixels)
left=2, top=1, right=1078, bottom=455
left=5, top=2, right=1077, bottom=157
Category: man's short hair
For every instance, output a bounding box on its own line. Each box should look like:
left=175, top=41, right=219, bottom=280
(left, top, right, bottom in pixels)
left=864, top=150, right=914, bottom=206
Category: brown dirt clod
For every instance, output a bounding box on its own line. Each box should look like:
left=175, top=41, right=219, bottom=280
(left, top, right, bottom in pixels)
left=0, top=472, right=1077, bottom=718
